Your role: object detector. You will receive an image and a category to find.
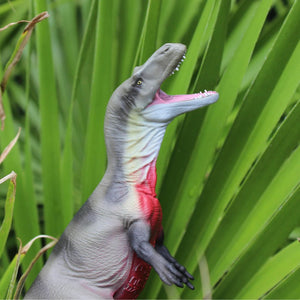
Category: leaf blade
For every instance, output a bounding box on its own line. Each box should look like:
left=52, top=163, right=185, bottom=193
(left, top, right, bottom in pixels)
left=34, top=0, right=63, bottom=237
left=0, top=172, right=17, bottom=258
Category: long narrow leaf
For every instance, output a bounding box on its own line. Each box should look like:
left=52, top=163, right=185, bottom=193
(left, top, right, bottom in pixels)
left=161, top=0, right=231, bottom=235
left=81, top=0, right=116, bottom=202
left=159, top=0, right=229, bottom=212
left=34, top=0, right=62, bottom=237
left=0, top=254, right=22, bottom=298
left=60, top=0, right=99, bottom=228
left=156, top=0, right=217, bottom=191
left=0, top=172, right=16, bottom=258
left=264, top=267, right=300, bottom=299
left=117, top=0, right=144, bottom=84
left=139, top=0, right=162, bottom=64
left=237, top=241, right=300, bottom=299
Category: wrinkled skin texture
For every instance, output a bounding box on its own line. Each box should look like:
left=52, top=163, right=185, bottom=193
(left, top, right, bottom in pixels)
left=25, top=43, right=218, bottom=299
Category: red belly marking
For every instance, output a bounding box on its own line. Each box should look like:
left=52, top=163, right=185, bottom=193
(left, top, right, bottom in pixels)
left=114, top=256, right=151, bottom=299
left=114, top=162, right=162, bottom=299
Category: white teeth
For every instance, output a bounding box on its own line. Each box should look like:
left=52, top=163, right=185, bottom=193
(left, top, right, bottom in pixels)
left=199, top=90, right=210, bottom=96
left=170, top=53, right=186, bottom=76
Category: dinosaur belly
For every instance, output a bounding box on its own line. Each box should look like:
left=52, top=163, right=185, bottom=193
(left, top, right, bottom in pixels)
left=114, top=187, right=162, bottom=299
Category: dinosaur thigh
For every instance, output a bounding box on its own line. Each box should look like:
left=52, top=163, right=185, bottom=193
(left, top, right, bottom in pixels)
left=63, top=217, right=134, bottom=292
left=25, top=269, right=114, bottom=299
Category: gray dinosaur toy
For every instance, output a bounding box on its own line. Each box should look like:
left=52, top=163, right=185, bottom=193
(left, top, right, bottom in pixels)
left=25, top=43, right=219, bottom=299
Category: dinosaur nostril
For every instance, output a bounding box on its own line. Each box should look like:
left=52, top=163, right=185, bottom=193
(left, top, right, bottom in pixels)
left=159, top=44, right=172, bottom=54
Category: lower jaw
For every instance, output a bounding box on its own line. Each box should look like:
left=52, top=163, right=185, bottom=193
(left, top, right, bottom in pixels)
left=149, top=88, right=217, bottom=106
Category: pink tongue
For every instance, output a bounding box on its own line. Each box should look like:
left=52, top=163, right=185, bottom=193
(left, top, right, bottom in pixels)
left=150, top=89, right=216, bottom=106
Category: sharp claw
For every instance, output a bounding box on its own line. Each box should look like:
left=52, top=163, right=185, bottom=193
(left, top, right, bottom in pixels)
left=185, top=271, right=194, bottom=280
left=175, top=280, right=184, bottom=288
left=186, top=281, right=195, bottom=290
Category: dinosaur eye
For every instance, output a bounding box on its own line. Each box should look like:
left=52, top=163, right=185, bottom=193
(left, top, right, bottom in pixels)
left=135, top=79, right=143, bottom=86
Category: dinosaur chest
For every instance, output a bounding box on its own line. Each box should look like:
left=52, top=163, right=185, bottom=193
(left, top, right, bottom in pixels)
left=137, top=191, right=162, bottom=243
left=127, top=160, right=162, bottom=240
left=134, top=161, right=162, bottom=242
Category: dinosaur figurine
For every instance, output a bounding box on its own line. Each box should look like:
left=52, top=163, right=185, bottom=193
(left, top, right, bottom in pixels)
left=25, top=43, right=219, bottom=299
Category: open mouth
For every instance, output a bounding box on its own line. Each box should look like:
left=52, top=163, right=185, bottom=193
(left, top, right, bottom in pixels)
left=150, top=53, right=218, bottom=106
left=151, top=89, right=217, bottom=106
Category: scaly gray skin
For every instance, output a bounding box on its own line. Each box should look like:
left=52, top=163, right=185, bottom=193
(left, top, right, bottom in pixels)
left=25, top=43, right=218, bottom=299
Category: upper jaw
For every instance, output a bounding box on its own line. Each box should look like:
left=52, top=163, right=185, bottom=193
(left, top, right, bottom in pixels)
left=133, top=43, right=187, bottom=84
left=161, top=44, right=187, bottom=79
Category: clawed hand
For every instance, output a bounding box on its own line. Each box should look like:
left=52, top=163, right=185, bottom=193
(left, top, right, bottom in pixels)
left=154, top=245, right=194, bottom=289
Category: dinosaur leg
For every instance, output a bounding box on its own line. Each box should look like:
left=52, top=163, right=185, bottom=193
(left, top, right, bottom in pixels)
left=128, top=220, right=193, bottom=288
left=25, top=273, right=114, bottom=299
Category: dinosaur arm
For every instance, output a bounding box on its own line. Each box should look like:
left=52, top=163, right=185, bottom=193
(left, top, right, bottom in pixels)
left=128, top=220, right=192, bottom=288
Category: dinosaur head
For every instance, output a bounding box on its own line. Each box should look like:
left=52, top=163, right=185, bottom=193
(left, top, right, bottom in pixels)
left=104, top=43, right=219, bottom=181
left=107, top=43, right=218, bottom=125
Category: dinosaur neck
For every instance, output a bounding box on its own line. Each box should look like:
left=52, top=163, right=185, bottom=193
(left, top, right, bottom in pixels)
left=122, top=114, right=167, bottom=191
left=104, top=110, right=167, bottom=196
